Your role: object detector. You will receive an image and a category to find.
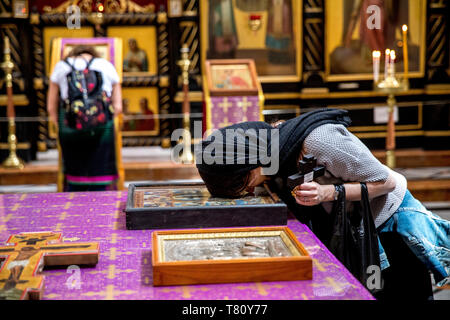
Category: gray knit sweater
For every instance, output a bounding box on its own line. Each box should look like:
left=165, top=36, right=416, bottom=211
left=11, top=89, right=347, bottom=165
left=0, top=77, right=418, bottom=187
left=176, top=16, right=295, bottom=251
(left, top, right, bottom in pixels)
left=302, top=123, right=407, bottom=228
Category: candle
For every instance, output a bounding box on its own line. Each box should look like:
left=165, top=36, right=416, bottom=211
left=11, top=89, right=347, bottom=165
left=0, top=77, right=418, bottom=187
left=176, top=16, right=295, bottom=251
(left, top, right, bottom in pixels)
left=385, top=49, right=391, bottom=79
left=3, top=37, right=15, bottom=119
left=390, top=50, right=396, bottom=78
left=372, top=50, right=381, bottom=83
left=402, top=24, right=409, bottom=80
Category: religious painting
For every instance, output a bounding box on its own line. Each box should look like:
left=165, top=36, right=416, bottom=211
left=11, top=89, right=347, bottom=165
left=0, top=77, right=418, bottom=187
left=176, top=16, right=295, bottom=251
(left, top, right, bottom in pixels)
left=205, top=59, right=260, bottom=96
left=132, top=184, right=276, bottom=208
left=107, top=26, right=158, bottom=76
left=12, top=0, right=28, bottom=18
left=152, top=226, right=312, bottom=286
left=201, top=0, right=302, bottom=82
left=44, top=27, right=94, bottom=76
left=48, top=37, right=123, bottom=80
left=125, top=182, right=287, bottom=230
left=325, top=0, right=426, bottom=81
left=121, top=87, right=159, bottom=136
left=168, top=0, right=183, bottom=17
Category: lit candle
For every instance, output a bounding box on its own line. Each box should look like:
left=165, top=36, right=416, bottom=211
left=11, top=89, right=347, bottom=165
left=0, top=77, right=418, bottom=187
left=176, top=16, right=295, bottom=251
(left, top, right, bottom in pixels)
left=385, top=49, right=391, bottom=79
left=3, top=37, right=15, bottom=119
left=372, top=50, right=381, bottom=83
left=402, top=24, right=409, bottom=81
left=390, top=50, right=396, bottom=78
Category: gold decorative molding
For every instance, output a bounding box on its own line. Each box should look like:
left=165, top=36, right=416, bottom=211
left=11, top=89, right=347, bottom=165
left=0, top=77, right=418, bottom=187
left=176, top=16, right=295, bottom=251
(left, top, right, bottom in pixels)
left=425, top=84, right=450, bottom=95
left=43, top=0, right=90, bottom=14
left=0, top=142, right=30, bottom=150
left=30, top=12, right=40, bottom=24
left=127, top=0, right=155, bottom=13
left=157, top=11, right=168, bottom=24
left=174, top=91, right=203, bottom=103
left=104, top=0, right=127, bottom=13
left=355, top=130, right=425, bottom=139
left=161, top=137, right=171, bottom=148
left=159, top=76, right=169, bottom=87
left=43, top=0, right=155, bottom=14
left=0, top=94, right=29, bottom=106
left=33, top=78, right=44, bottom=90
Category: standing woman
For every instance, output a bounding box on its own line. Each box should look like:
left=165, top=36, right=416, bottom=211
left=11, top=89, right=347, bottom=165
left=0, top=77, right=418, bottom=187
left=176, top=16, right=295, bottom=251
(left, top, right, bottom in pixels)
left=47, top=45, right=122, bottom=191
left=196, top=108, right=450, bottom=300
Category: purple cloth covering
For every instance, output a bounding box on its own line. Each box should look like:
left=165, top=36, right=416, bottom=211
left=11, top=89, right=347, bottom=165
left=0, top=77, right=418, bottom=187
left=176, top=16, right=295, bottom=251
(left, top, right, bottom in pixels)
left=0, top=191, right=374, bottom=300
left=210, top=96, right=261, bottom=130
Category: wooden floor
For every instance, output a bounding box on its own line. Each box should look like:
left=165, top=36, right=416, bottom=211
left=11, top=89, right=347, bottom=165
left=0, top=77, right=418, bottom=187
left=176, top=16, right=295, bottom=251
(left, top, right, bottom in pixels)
left=0, top=148, right=449, bottom=202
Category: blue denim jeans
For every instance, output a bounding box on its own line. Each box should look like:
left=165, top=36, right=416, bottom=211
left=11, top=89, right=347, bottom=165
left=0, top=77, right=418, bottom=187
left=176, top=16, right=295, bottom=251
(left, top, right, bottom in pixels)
left=377, top=190, right=450, bottom=286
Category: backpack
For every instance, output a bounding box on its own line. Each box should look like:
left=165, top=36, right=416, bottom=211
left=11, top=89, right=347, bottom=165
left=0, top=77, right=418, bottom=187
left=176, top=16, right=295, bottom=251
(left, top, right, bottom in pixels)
left=63, top=57, right=114, bottom=130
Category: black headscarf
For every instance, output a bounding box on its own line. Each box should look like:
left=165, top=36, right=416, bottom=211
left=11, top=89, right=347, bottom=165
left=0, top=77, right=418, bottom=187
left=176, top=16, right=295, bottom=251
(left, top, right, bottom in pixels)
left=196, top=108, right=351, bottom=180
left=196, top=108, right=351, bottom=221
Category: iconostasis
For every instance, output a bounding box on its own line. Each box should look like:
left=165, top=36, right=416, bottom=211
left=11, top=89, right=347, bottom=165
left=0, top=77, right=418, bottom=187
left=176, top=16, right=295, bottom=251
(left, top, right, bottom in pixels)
left=0, top=0, right=448, bottom=162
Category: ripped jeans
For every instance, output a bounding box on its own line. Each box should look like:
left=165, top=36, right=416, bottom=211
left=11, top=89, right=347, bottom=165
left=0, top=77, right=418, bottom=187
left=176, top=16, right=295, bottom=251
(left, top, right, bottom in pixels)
left=377, top=190, right=450, bottom=286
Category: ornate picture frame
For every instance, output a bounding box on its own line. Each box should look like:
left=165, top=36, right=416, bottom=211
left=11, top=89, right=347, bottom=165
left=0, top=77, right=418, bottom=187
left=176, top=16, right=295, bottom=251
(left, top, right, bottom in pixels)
left=125, top=181, right=287, bottom=230
left=152, top=226, right=313, bottom=286
left=107, top=25, right=158, bottom=77
left=324, top=0, right=426, bottom=82
left=205, top=59, right=260, bottom=96
left=121, top=87, right=159, bottom=137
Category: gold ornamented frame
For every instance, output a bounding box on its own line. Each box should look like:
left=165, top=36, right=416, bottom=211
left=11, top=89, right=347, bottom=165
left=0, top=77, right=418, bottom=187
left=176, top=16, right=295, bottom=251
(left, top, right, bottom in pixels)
left=205, top=59, right=260, bottom=96
left=121, top=87, right=160, bottom=137
left=48, top=37, right=123, bottom=81
left=152, top=226, right=312, bottom=286
left=200, top=0, right=302, bottom=83
left=324, top=0, right=426, bottom=82
left=107, top=25, right=158, bottom=77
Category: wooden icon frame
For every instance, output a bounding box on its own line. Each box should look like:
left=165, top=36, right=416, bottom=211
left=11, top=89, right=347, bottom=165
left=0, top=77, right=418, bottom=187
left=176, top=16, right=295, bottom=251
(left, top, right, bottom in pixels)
left=152, top=226, right=313, bottom=286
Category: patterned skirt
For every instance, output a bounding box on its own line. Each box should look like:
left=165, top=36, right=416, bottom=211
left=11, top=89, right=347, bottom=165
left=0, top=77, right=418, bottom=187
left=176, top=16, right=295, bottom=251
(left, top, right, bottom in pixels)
left=58, top=108, right=118, bottom=191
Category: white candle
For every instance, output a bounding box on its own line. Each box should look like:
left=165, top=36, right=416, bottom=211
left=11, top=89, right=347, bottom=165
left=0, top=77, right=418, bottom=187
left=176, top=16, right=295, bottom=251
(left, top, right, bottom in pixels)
left=390, top=50, right=396, bottom=78
left=385, top=49, right=391, bottom=79
left=372, top=50, right=381, bottom=83
left=402, top=25, right=409, bottom=80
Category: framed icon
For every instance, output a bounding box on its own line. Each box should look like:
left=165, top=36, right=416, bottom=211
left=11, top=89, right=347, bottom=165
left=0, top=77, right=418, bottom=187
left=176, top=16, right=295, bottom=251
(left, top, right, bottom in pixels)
left=152, top=226, right=312, bottom=286
left=205, top=59, right=260, bottom=96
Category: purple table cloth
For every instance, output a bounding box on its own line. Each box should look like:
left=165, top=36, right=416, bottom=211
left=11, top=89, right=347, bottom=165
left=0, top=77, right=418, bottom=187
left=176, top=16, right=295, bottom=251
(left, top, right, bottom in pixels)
left=0, top=191, right=374, bottom=300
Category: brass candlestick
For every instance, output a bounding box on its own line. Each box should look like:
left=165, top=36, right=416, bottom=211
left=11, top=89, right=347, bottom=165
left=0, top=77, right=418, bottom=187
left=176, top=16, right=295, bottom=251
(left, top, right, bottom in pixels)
left=374, top=74, right=409, bottom=169
left=1, top=36, right=24, bottom=169
left=177, top=44, right=194, bottom=164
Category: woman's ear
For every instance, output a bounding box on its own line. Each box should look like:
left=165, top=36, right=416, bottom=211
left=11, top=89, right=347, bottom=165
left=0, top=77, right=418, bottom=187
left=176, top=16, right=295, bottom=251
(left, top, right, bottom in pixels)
left=270, top=120, right=285, bottom=128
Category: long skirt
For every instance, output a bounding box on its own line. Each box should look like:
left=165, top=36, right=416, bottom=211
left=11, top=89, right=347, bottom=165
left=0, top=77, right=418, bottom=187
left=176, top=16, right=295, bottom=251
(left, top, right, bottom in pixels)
left=58, top=108, right=118, bottom=191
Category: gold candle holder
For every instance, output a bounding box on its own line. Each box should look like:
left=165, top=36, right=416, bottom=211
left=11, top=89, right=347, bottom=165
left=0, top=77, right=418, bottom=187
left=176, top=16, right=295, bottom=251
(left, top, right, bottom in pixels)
left=177, top=44, right=194, bottom=164
left=1, top=36, right=24, bottom=169
left=374, top=74, right=409, bottom=169
left=2, top=118, right=24, bottom=169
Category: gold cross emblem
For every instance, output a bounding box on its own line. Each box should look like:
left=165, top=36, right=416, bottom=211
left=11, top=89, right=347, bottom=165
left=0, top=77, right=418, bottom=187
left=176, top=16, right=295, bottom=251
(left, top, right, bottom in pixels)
left=237, top=97, right=252, bottom=113
left=218, top=98, right=233, bottom=113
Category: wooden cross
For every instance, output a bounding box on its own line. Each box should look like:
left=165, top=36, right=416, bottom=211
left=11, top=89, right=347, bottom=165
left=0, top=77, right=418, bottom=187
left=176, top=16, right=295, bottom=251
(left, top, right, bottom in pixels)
left=0, top=231, right=99, bottom=300
left=287, top=154, right=325, bottom=189
left=237, top=97, right=252, bottom=113
left=218, top=98, right=232, bottom=113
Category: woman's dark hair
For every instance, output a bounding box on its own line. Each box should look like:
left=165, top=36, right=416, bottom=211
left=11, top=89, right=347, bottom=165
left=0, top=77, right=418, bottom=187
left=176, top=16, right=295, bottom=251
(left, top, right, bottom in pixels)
left=198, top=169, right=250, bottom=198
left=66, top=45, right=100, bottom=58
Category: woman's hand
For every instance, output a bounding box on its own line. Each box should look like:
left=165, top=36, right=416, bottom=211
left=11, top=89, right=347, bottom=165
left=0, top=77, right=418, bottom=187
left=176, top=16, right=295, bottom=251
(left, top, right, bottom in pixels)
left=293, top=182, right=334, bottom=206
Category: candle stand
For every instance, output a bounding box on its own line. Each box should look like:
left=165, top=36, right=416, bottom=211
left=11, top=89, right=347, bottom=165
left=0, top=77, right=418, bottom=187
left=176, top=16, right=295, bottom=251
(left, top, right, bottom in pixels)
left=374, top=77, right=409, bottom=168
left=177, top=44, right=194, bottom=164
left=1, top=37, right=24, bottom=169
